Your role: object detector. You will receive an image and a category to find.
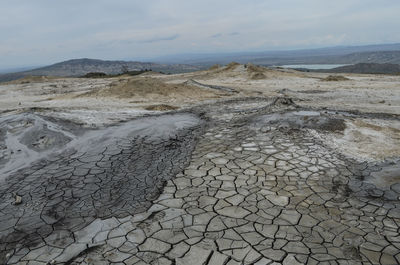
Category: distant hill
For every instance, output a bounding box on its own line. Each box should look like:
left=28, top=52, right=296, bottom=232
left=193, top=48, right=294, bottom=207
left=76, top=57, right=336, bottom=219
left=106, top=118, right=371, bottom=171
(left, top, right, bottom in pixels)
left=0, top=58, right=202, bottom=82
left=331, top=51, right=400, bottom=65
left=250, top=50, right=400, bottom=66
left=321, top=63, right=400, bottom=74
left=3, top=43, right=400, bottom=82
left=153, top=43, right=400, bottom=66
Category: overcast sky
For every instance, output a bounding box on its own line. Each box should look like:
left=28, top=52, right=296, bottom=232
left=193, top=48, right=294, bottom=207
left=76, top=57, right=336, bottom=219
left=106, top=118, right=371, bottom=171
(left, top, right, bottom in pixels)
left=1, top=0, right=400, bottom=69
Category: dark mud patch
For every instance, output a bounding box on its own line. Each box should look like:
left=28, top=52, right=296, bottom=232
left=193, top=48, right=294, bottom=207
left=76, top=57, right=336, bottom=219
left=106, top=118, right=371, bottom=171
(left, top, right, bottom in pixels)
left=321, top=75, right=350, bottom=81
left=318, top=118, right=346, bottom=131
left=297, top=89, right=328, bottom=94
left=253, top=110, right=346, bottom=132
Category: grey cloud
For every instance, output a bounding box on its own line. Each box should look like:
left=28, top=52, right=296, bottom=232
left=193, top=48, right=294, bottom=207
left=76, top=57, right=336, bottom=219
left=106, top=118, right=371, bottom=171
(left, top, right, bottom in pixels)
left=211, top=33, right=223, bottom=38
left=139, top=34, right=180, bottom=43
left=1, top=0, right=400, bottom=69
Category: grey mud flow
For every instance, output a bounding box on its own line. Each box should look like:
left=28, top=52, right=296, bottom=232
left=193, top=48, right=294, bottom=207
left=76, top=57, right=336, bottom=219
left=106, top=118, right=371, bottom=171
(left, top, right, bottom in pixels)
left=0, top=113, right=203, bottom=263
left=1, top=98, right=400, bottom=264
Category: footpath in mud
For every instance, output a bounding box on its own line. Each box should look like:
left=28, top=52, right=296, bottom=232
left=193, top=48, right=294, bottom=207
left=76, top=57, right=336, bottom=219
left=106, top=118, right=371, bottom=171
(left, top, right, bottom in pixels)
left=1, top=97, right=400, bottom=264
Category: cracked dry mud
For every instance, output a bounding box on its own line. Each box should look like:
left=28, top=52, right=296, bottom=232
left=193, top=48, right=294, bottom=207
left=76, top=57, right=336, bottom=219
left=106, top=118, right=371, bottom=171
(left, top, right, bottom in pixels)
left=1, top=98, right=400, bottom=265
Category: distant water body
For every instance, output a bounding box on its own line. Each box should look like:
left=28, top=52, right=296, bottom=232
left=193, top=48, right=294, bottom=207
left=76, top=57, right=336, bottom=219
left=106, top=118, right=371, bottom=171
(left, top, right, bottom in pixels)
left=280, top=64, right=349, bottom=70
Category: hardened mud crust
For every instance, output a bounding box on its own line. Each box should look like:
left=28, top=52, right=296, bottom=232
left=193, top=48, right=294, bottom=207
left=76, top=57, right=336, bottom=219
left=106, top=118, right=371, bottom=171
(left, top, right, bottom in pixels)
left=1, top=97, right=400, bottom=264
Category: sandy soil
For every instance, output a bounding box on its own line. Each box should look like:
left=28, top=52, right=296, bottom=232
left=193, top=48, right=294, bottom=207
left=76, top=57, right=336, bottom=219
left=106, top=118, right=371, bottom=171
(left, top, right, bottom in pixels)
left=0, top=63, right=399, bottom=161
left=1, top=64, right=399, bottom=116
left=158, top=64, right=400, bottom=115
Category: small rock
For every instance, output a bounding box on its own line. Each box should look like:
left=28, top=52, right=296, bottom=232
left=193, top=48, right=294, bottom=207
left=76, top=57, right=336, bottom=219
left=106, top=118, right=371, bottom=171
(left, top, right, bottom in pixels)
left=13, top=193, right=22, bottom=205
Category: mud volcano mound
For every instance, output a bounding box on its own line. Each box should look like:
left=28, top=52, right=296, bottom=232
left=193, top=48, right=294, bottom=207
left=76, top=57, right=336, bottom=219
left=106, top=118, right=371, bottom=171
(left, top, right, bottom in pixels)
left=80, top=76, right=220, bottom=101
left=246, top=63, right=267, bottom=80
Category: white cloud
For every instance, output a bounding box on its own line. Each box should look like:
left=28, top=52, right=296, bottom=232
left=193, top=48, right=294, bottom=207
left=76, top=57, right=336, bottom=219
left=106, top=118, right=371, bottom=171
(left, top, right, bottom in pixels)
left=0, top=0, right=400, bottom=68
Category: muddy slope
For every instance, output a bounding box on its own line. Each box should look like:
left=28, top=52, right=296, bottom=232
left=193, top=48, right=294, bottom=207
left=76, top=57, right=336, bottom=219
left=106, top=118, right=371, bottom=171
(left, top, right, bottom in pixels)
left=0, top=113, right=203, bottom=262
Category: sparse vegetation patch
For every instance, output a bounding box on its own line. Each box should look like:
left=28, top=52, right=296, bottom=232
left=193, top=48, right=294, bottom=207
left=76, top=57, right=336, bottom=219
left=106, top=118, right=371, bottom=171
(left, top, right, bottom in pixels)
left=81, top=69, right=150, bottom=78
left=145, top=104, right=179, bottom=111
left=322, top=75, right=350, bottom=81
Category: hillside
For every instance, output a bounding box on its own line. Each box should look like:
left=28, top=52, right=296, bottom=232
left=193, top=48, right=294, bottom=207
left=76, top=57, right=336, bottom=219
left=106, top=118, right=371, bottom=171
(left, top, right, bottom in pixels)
left=154, top=43, right=400, bottom=66
left=322, top=63, right=400, bottom=74
left=0, top=58, right=201, bottom=82
left=252, top=51, right=400, bottom=66
left=332, top=51, right=400, bottom=64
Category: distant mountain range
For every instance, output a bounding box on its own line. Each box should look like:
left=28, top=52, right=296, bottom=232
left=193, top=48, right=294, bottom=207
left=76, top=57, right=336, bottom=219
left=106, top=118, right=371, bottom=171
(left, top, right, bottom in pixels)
left=0, top=59, right=201, bottom=82
left=251, top=51, right=400, bottom=66
left=1, top=43, right=400, bottom=82
left=316, top=63, right=400, bottom=74
left=153, top=43, right=400, bottom=66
